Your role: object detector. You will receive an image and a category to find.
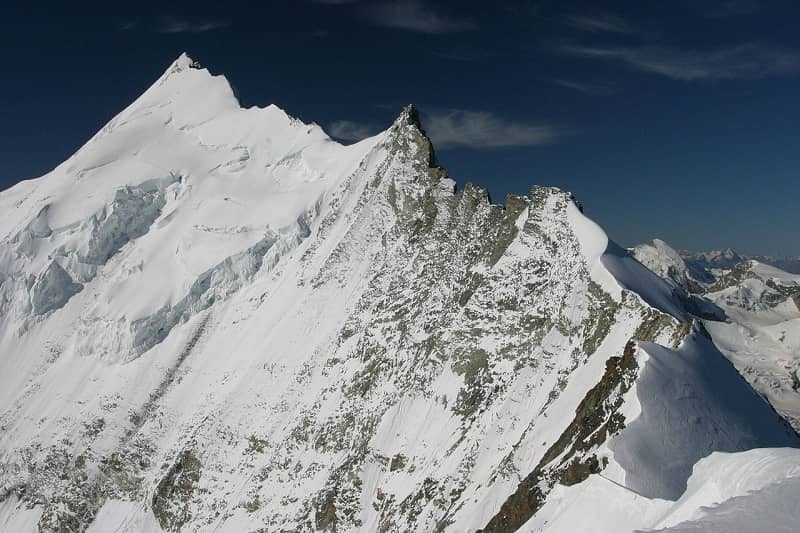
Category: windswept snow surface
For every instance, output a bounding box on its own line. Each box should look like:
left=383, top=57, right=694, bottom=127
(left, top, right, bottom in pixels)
left=567, top=210, right=686, bottom=320
left=1, top=54, right=798, bottom=532
left=522, top=446, right=800, bottom=533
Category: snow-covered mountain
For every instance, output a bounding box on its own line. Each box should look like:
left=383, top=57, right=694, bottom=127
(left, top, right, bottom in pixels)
left=749, top=256, right=800, bottom=275
left=628, top=239, right=715, bottom=294
left=634, top=240, right=800, bottom=429
left=1, top=54, right=799, bottom=532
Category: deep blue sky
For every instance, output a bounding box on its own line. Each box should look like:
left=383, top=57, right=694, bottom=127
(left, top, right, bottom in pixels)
left=1, top=0, right=798, bottom=255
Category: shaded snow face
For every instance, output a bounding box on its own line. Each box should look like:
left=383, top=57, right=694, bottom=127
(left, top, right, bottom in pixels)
left=1, top=54, right=798, bottom=533
left=30, top=261, right=83, bottom=315
left=611, top=335, right=798, bottom=500
left=80, top=178, right=176, bottom=266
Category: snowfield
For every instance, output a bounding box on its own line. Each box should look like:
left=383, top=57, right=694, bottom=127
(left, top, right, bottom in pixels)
left=1, top=54, right=798, bottom=532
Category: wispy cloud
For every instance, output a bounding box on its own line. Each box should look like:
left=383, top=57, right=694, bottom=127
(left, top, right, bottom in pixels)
left=157, top=17, right=230, bottom=34
left=704, top=0, right=763, bottom=17
left=432, top=48, right=489, bottom=62
left=562, top=43, right=800, bottom=81
left=550, top=79, right=614, bottom=95
left=329, top=110, right=558, bottom=149
left=364, top=1, right=474, bottom=34
left=328, top=120, right=379, bottom=142
left=565, top=13, right=634, bottom=34
left=425, top=109, right=558, bottom=148
left=504, top=1, right=547, bottom=18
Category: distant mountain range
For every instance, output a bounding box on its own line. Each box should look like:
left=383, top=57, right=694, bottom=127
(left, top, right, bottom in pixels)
left=681, top=248, right=800, bottom=274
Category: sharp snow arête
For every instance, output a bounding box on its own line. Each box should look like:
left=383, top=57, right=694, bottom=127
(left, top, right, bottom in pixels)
left=1, top=54, right=798, bottom=533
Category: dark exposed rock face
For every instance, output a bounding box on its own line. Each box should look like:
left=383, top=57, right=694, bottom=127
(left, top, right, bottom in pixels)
left=152, top=450, right=203, bottom=530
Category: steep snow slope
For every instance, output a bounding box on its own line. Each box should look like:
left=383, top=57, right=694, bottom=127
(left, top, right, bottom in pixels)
left=1, top=55, right=798, bottom=532
left=0, top=53, right=377, bottom=365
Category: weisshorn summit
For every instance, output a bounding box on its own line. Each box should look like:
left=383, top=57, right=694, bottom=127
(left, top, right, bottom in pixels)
left=1, top=54, right=798, bottom=533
